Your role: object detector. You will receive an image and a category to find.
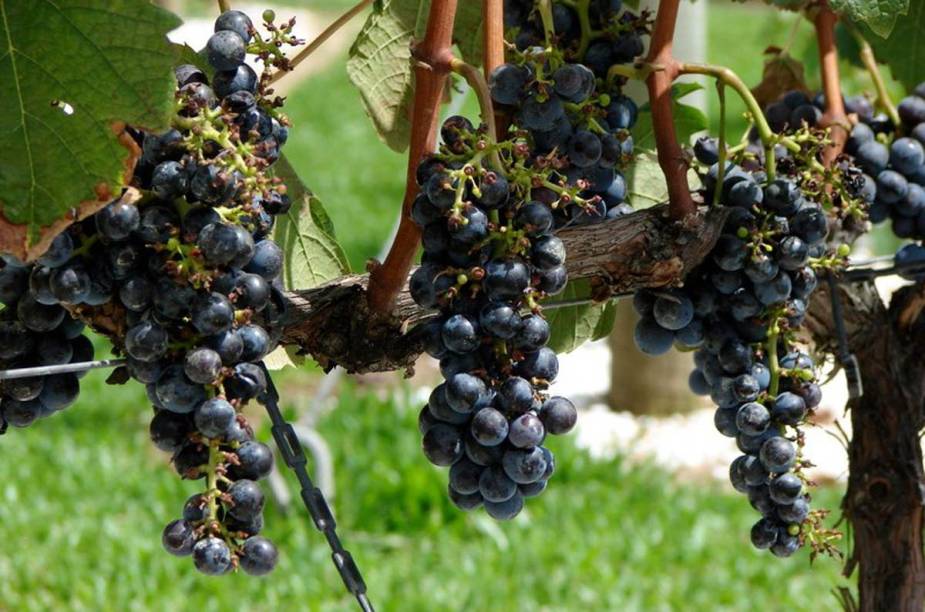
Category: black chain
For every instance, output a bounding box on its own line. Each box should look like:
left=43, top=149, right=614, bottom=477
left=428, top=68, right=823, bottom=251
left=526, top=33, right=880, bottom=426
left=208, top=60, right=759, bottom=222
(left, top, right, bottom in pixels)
left=257, top=362, right=374, bottom=612
left=825, top=273, right=863, bottom=399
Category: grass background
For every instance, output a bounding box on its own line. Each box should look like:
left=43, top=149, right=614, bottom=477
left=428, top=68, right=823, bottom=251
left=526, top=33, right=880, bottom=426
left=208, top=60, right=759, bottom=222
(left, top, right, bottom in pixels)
left=0, top=1, right=882, bottom=609
left=0, top=367, right=850, bottom=611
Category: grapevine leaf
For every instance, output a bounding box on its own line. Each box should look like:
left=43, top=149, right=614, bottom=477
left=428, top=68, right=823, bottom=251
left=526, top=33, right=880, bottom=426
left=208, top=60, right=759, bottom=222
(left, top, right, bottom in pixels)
left=0, top=0, right=181, bottom=259
left=857, top=0, right=925, bottom=91
left=626, top=151, right=702, bottom=208
left=633, top=85, right=708, bottom=150
left=453, top=3, right=484, bottom=66
left=346, top=0, right=482, bottom=152
left=750, top=47, right=809, bottom=108
left=545, top=279, right=614, bottom=354
left=271, top=155, right=350, bottom=292
left=173, top=42, right=210, bottom=78
left=831, top=0, right=909, bottom=38
left=627, top=151, right=670, bottom=205
left=263, top=345, right=306, bottom=371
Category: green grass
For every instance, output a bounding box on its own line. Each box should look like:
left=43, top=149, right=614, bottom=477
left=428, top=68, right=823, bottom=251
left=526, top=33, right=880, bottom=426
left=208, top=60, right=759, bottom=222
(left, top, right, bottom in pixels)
left=0, top=365, right=852, bottom=611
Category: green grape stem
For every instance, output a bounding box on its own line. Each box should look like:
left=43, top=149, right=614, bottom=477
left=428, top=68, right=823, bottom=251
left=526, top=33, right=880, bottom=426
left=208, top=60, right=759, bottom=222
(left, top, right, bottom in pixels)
left=537, top=0, right=556, bottom=47
left=206, top=440, right=223, bottom=526
left=266, top=0, right=373, bottom=86
left=449, top=59, right=506, bottom=174
left=713, top=81, right=727, bottom=207
left=766, top=324, right=780, bottom=397
left=843, top=20, right=901, bottom=129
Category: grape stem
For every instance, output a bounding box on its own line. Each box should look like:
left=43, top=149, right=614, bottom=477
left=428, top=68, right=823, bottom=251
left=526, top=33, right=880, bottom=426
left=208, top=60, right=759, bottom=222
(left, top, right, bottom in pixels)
left=843, top=20, right=901, bottom=129
left=574, top=0, right=593, bottom=58
left=811, top=2, right=848, bottom=168
left=606, top=63, right=660, bottom=83
left=713, top=81, right=727, bottom=207
left=367, top=0, right=460, bottom=314
left=676, top=62, right=786, bottom=181
left=767, top=325, right=780, bottom=397
left=217, top=0, right=231, bottom=13
left=449, top=58, right=505, bottom=173
left=266, top=0, right=373, bottom=87
left=538, top=0, right=556, bottom=47
left=206, top=440, right=222, bottom=526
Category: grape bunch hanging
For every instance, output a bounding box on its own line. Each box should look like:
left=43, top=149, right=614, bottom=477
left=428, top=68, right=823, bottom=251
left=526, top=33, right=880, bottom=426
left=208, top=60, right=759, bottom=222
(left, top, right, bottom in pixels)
left=631, top=94, right=864, bottom=556
left=848, top=83, right=925, bottom=271
left=411, top=0, right=645, bottom=519
left=0, top=9, right=302, bottom=577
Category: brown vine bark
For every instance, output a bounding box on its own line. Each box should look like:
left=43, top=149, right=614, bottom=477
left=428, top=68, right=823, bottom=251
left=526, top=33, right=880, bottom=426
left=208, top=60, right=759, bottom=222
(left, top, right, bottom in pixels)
left=366, top=0, right=459, bottom=314
left=806, top=282, right=925, bottom=612
left=280, top=206, right=728, bottom=374
left=813, top=3, right=848, bottom=166
left=482, top=0, right=504, bottom=79
left=644, top=0, right=695, bottom=219
left=803, top=4, right=925, bottom=608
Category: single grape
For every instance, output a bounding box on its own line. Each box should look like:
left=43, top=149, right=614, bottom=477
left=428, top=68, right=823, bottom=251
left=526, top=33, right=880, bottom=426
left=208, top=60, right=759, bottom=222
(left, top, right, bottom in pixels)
left=192, top=537, right=232, bottom=575
left=240, top=536, right=279, bottom=576
left=162, top=519, right=196, bottom=556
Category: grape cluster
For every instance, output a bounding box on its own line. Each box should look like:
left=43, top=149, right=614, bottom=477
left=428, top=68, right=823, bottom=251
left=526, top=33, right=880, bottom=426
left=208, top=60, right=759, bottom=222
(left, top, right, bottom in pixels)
left=12, top=9, right=299, bottom=576
left=413, top=115, right=578, bottom=520
left=633, top=151, right=833, bottom=557
left=761, top=89, right=878, bottom=136
left=409, top=0, right=646, bottom=520
left=0, top=253, right=92, bottom=430
left=131, top=8, right=293, bottom=577
left=504, top=0, right=647, bottom=78
left=490, top=1, right=645, bottom=226
left=847, top=82, right=925, bottom=270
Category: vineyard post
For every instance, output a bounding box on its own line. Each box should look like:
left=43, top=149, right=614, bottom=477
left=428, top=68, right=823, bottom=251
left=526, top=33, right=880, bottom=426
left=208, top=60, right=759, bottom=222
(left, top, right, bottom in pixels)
left=366, top=0, right=459, bottom=313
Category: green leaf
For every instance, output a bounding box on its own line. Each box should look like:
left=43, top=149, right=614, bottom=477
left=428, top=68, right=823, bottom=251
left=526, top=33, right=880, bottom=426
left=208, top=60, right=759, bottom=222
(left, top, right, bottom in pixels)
left=633, top=85, right=709, bottom=151
left=858, top=0, right=925, bottom=90
left=346, top=0, right=482, bottom=152
left=263, top=345, right=306, bottom=371
left=832, top=0, right=910, bottom=38
left=626, top=151, right=669, bottom=206
left=173, top=42, right=210, bottom=77
left=0, top=0, right=181, bottom=255
left=545, top=280, right=615, bottom=354
left=625, top=151, right=702, bottom=208
left=271, top=155, right=350, bottom=291
left=671, top=82, right=704, bottom=100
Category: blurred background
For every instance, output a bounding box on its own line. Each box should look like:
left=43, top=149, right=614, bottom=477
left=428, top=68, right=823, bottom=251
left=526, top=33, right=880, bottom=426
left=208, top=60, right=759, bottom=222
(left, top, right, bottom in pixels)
left=1, top=0, right=910, bottom=609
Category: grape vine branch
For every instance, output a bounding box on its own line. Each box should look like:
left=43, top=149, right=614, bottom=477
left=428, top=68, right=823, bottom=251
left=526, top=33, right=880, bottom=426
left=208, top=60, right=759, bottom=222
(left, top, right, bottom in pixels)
left=366, top=0, right=459, bottom=314
left=643, top=0, right=695, bottom=220
left=813, top=1, right=848, bottom=167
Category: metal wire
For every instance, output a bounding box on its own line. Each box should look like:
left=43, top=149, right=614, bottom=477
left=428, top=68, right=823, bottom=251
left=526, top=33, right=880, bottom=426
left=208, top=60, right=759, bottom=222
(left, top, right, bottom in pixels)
left=0, top=358, right=126, bottom=381
left=257, top=362, right=374, bottom=612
